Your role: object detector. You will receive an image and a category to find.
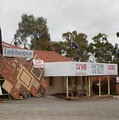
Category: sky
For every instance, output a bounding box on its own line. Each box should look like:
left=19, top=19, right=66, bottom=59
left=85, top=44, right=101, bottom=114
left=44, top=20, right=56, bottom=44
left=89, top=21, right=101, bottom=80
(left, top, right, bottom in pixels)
left=1, top=0, right=119, bottom=45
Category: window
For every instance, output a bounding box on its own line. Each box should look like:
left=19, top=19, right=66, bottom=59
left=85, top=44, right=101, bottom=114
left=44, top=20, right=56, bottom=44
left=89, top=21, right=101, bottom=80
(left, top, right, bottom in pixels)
left=49, top=77, right=54, bottom=87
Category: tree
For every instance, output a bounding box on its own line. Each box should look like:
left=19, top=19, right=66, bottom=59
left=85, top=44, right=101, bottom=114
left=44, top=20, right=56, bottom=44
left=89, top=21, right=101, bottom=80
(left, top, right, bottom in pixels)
left=14, top=14, right=51, bottom=50
left=89, top=33, right=115, bottom=63
left=62, top=31, right=89, bottom=61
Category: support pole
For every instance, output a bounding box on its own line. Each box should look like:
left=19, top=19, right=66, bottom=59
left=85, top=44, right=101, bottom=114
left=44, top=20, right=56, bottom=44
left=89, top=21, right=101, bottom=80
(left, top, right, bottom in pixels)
left=85, top=76, right=88, bottom=95
left=99, top=77, right=101, bottom=96
left=81, top=76, right=83, bottom=89
left=88, top=76, right=91, bottom=96
left=66, top=76, right=69, bottom=97
left=108, top=76, right=110, bottom=95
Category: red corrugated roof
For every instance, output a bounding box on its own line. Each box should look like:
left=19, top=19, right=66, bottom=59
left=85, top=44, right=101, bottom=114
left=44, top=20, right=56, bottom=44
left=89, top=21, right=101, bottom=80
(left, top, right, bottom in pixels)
left=2, top=42, right=73, bottom=62
left=2, top=41, right=23, bottom=49
left=35, top=50, right=72, bottom=62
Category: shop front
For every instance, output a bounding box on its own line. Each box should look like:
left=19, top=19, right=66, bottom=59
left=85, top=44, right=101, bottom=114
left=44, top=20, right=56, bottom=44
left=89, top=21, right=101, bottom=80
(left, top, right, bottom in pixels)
left=44, top=61, right=118, bottom=97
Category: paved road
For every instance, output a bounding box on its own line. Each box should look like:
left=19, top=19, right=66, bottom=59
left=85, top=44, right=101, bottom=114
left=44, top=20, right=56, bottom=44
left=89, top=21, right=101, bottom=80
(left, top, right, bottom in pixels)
left=0, top=96, right=119, bottom=120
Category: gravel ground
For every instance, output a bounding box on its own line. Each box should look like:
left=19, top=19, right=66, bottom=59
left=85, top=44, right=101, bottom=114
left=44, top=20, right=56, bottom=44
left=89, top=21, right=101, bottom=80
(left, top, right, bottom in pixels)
left=0, top=96, right=119, bottom=120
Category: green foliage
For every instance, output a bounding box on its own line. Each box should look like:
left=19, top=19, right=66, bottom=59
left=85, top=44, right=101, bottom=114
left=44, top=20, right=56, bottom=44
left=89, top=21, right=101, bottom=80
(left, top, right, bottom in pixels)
left=89, top=33, right=115, bottom=63
left=14, top=14, right=51, bottom=50
left=62, top=31, right=89, bottom=61
left=14, top=14, right=118, bottom=64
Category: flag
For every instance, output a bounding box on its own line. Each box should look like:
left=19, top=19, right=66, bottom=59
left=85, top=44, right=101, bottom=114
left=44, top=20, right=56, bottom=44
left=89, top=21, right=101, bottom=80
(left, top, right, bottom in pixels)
left=71, top=40, right=78, bottom=48
left=0, top=27, right=2, bottom=54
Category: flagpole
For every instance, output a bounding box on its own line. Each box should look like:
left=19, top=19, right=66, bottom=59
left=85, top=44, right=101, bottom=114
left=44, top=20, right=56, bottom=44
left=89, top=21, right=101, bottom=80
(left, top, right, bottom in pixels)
left=0, top=27, right=2, bottom=54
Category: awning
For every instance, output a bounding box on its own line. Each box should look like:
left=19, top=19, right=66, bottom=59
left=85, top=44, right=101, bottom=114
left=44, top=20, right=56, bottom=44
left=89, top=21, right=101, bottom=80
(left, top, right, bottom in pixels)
left=44, top=61, right=118, bottom=77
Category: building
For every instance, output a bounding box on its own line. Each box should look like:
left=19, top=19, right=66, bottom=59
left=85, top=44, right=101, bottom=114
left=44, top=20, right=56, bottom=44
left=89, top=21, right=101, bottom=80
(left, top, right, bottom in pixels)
left=0, top=42, right=118, bottom=98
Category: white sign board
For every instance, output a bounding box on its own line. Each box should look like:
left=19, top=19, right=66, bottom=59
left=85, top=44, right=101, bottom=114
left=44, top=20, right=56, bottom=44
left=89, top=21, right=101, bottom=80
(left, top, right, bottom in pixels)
left=72, top=62, right=117, bottom=76
left=3, top=48, right=34, bottom=58
left=44, top=62, right=118, bottom=76
left=33, top=59, right=44, bottom=68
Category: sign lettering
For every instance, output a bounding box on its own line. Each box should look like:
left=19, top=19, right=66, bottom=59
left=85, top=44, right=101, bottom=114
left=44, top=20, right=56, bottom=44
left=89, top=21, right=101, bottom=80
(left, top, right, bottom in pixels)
left=91, top=64, right=104, bottom=74
left=3, top=48, right=34, bottom=58
left=76, top=64, right=87, bottom=70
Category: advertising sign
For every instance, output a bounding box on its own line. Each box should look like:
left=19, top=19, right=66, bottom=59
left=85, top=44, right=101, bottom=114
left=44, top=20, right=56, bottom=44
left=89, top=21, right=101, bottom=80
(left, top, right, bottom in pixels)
left=33, top=59, right=44, bottom=68
left=44, top=62, right=118, bottom=76
left=3, top=48, right=34, bottom=58
left=75, top=63, right=87, bottom=76
left=75, top=62, right=117, bottom=76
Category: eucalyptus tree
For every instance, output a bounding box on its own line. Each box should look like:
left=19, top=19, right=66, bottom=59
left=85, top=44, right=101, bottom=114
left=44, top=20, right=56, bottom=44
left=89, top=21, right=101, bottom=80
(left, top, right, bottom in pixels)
left=89, top=33, right=115, bottom=63
left=14, top=14, right=51, bottom=50
left=62, top=31, right=89, bottom=61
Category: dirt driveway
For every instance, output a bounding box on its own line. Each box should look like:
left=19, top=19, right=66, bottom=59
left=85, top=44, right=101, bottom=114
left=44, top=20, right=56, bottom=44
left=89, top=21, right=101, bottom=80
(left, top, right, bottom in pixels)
left=0, top=96, right=119, bottom=120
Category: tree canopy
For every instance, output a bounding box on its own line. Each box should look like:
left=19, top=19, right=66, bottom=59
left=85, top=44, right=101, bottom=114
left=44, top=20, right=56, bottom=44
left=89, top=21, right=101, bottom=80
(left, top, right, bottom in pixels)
left=14, top=14, right=51, bottom=50
left=89, top=33, right=115, bottom=63
left=13, top=14, right=118, bottom=63
left=62, top=31, right=89, bottom=61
